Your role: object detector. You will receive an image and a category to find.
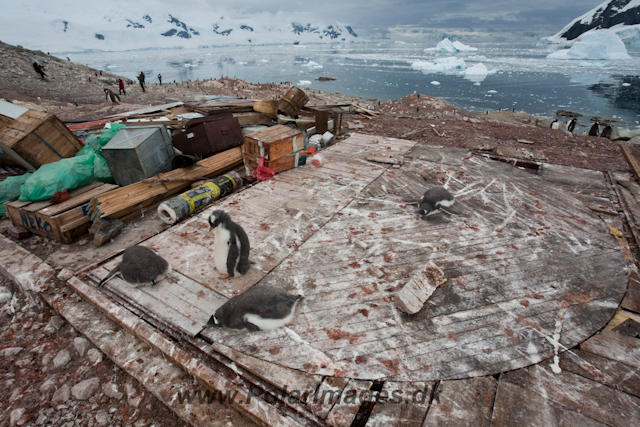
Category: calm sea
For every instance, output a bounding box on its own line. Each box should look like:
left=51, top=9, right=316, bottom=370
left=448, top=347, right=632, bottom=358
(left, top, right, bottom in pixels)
left=66, top=41, right=640, bottom=127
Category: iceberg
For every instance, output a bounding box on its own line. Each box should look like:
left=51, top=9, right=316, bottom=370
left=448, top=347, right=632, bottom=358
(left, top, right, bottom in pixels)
left=411, top=56, right=467, bottom=74
left=547, top=29, right=631, bottom=60
left=463, top=63, right=491, bottom=83
left=428, top=38, right=478, bottom=53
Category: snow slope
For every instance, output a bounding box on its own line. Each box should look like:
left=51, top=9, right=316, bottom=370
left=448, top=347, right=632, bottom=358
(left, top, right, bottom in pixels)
left=0, top=0, right=359, bottom=53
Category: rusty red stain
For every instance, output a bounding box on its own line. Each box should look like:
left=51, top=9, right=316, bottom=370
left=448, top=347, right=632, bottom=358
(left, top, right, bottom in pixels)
left=439, top=405, right=453, bottom=415
left=349, top=261, right=361, bottom=269
left=383, top=254, right=393, bottom=262
left=381, top=227, right=394, bottom=233
left=517, top=315, right=542, bottom=332
left=361, top=286, right=373, bottom=296
left=379, top=359, right=401, bottom=373
left=483, top=348, right=493, bottom=354
left=357, top=308, right=370, bottom=318
left=349, top=293, right=357, bottom=299
left=456, top=278, right=467, bottom=287
left=476, top=254, right=487, bottom=259
left=369, top=212, right=379, bottom=218
left=355, top=355, right=366, bottom=364
left=268, top=346, right=280, bottom=355
left=260, top=223, right=270, bottom=231
left=325, top=329, right=351, bottom=340
left=196, top=290, right=206, bottom=299
left=579, top=362, right=605, bottom=378
left=520, top=300, right=529, bottom=307
left=563, top=293, right=592, bottom=304
left=446, top=332, right=459, bottom=342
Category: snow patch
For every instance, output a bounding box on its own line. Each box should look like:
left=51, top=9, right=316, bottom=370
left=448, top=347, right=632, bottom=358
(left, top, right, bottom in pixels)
left=547, top=29, right=631, bottom=60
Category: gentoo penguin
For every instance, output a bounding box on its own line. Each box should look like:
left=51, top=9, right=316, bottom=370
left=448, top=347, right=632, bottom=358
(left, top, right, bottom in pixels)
left=207, top=285, right=303, bottom=331
left=567, top=118, right=577, bottom=133
left=589, top=122, right=600, bottom=136
left=419, top=187, right=455, bottom=218
left=208, top=210, right=251, bottom=279
left=550, top=119, right=558, bottom=129
left=600, top=125, right=613, bottom=139
left=551, top=120, right=563, bottom=130
left=98, top=246, right=171, bottom=287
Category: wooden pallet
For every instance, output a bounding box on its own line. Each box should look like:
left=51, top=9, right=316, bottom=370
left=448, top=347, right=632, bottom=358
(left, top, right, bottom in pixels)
left=4, top=182, right=117, bottom=243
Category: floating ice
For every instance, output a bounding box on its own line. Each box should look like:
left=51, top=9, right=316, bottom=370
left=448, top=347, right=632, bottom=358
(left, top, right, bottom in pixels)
left=297, top=80, right=312, bottom=85
left=487, top=90, right=498, bottom=93
left=430, top=81, right=441, bottom=85
left=305, top=61, right=323, bottom=69
left=428, top=38, right=478, bottom=53
left=465, top=63, right=489, bottom=76
left=547, top=29, right=631, bottom=60
left=412, top=56, right=466, bottom=74
left=623, top=82, right=632, bottom=86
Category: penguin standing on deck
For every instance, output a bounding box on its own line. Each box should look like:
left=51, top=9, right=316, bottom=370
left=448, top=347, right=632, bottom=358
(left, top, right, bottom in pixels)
left=207, top=285, right=303, bottom=331
left=98, top=246, right=171, bottom=287
left=567, top=118, right=577, bottom=133
left=589, top=122, right=600, bottom=136
left=209, top=210, right=251, bottom=279
left=600, top=125, right=613, bottom=139
left=419, top=187, right=455, bottom=218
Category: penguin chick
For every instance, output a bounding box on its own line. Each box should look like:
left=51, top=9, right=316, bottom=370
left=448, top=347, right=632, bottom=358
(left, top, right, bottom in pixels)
left=419, top=187, right=455, bottom=218
left=98, top=246, right=171, bottom=287
left=208, top=210, right=251, bottom=279
left=600, top=125, right=612, bottom=139
left=588, top=122, right=599, bottom=136
left=207, top=285, right=303, bottom=331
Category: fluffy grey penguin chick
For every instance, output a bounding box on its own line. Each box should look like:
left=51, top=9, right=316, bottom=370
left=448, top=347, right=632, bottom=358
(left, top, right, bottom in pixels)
left=419, top=186, right=455, bottom=217
left=208, top=210, right=251, bottom=279
left=98, top=246, right=171, bottom=287
left=207, top=285, right=303, bottom=331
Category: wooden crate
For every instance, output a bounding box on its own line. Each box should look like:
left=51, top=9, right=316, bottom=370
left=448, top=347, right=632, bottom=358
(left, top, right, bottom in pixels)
left=4, top=182, right=117, bottom=243
left=243, top=150, right=307, bottom=174
left=0, top=110, right=83, bottom=169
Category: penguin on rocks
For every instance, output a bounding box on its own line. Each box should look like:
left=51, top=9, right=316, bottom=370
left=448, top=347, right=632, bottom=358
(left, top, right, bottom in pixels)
left=208, top=210, right=251, bottom=279
left=207, top=285, right=303, bottom=331
left=419, top=187, right=455, bottom=218
left=550, top=119, right=558, bottom=129
left=600, top=125, right=613, bottom=139
left=589, top=122, right=600, bottom=136
left=567, top=118, right=577, bottom=133
left=98, top=246, right=171, bottom=287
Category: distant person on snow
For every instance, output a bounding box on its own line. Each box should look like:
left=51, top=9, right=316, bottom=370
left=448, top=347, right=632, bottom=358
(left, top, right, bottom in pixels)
left=32, top=62, right=46, bottom=79
left=158, top=73, right=162, bottom=85
left=118, top=79, right=126, bottom=95
left=137, top=71, right=146, bottom=92
left=104, top=88, right=121, bottom=104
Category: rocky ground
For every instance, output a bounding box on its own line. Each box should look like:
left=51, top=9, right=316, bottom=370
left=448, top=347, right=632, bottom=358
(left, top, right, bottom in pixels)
left=0, top=275, right=192, bottom=427
left=2, top=41, right=640, bottom=427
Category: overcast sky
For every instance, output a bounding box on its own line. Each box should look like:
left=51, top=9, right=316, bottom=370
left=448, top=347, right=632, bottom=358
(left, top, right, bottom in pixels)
left=220, top=0, right=607, bottom=35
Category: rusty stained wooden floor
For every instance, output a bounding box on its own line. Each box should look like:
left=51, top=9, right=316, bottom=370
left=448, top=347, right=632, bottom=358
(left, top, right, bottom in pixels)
left=85, top=133, right=640, bottom=426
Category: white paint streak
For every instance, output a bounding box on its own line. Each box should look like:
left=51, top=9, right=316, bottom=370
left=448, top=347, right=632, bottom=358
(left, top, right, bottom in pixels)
left=496, top=210, right=517, bottom=231
left=546, top=316, right=563, bottom=374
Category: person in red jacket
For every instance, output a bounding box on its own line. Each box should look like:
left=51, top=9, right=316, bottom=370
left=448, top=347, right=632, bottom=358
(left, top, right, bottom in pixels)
left=118, top=78, right=126, bottom=95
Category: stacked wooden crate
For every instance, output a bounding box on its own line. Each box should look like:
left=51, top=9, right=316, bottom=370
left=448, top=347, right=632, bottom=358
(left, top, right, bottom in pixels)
left=0, top=110, right=83, bottom=170
left=242, top=125, right=306, bottom=174
left=4, top=182, right=117, bottom=243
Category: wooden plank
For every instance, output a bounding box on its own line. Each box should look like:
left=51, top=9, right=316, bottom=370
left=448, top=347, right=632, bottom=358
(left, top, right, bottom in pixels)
left=92, top=267, right=203, bottom=336
left=580, top=330, right=640, bottom=369
left=621, top=144, right=640, bottom=185
left=501, top=364, right=640, bottom=427
left=560, top=349, right=640, bottom=398
left=207, top=340, right=323, bottom=404
left=306, top=377, right=350, bottom=420
left=40, top=183, right=117, bottom=216
left=491, top=379, right=607, bottom=427
left=622, top=272, right=640, bottom=313
left=325, top=379, right=373, bottom=427
left=423, top=377, right=496, bottom=427
left=365, top=381, right=433, bottom=427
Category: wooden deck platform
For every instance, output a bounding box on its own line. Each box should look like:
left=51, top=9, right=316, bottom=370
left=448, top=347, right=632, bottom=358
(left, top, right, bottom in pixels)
left=79, top=133, right=638, bottom=426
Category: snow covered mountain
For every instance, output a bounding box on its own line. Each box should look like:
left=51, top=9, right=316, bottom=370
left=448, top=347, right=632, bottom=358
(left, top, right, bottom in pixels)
left=0, top=1, right=359, bottom=53
left=542, top=0, right=640, bottom=47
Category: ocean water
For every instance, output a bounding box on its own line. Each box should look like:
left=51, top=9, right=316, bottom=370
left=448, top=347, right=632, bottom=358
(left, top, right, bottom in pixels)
left=67, top=41, right=640, bottom=127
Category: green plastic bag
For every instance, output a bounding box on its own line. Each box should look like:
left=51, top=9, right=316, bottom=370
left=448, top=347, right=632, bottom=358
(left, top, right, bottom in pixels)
left=98, top=123, right=126, bottom=147
left=19, top=154, right=96, bottom=202
left=0, top=173, right=32, bottom=216
left=75, top=144, right=113, bottom=183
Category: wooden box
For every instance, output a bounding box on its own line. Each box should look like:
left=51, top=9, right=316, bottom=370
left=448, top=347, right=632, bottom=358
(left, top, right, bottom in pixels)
left=0, top=110, right=83, bottom=169
left=4, top=182, right=117, bottom=243
left=172, top=113, right=243, bottom=158
left=242, top=125, right=306, bottom=174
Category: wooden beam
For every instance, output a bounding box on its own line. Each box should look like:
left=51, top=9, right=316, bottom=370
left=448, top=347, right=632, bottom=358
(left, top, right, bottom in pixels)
left=621, top=144, right=640, bottom=185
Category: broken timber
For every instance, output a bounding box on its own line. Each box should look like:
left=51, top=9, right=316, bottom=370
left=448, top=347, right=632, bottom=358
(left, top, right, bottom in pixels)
left=394, top=263, right=446, bottom=315
left=88, top=147, right=243, bottom=221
